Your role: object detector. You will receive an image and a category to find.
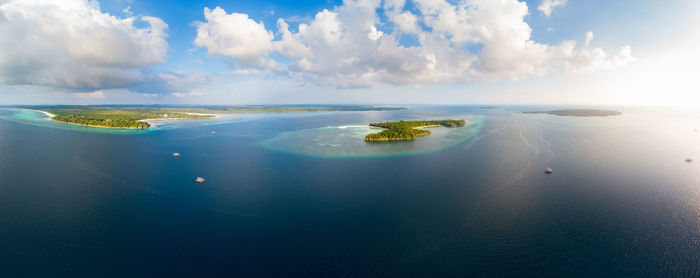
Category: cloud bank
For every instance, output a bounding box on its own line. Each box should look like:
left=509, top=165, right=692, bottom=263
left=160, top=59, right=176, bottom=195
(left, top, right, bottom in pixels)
left=194, top=0, right=633, bottom=88
left=0, top=0, right=169, bottom=90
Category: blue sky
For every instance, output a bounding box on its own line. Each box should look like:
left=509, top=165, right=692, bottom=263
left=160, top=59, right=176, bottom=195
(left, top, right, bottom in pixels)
left=0, top=0, right=698, bottom=105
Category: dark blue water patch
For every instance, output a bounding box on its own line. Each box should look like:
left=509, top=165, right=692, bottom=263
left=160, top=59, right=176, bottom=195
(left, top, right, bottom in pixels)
left=0, top=107, right=698, bottom=276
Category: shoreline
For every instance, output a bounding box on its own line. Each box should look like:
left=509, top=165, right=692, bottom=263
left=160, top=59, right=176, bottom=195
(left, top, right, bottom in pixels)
left=185, top=112, right=216, bottom=116
left=33, top=109, right=147, bottom=129
left=336, top=124, right=441, bottom=130
left=138, top=114, right=219, bottom=122
left=136, top=115, right=219, bottom=127
left=33, top=109, right=216, bottom=129
left=364, top=132, right=431, bottom=142
left=50, top=118, right=147, bottom=129
left=337, top=125, right=380, bottom=129
left=36, top=110, right=55, bottom=118
left=364, top=120, right=466, bottom=142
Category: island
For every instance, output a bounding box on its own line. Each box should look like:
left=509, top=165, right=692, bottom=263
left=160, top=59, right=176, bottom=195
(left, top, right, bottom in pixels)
left=523, top=109, right=622, bottom=117
left=364, top=119, right=466, bottom=142
left=39, top=107, right=215, bottom=129
left=18, top=105, right=406, bottom=129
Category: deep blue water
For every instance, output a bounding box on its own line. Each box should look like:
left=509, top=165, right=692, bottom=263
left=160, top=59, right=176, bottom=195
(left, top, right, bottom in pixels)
left=0, top=106, right=699, bottom=277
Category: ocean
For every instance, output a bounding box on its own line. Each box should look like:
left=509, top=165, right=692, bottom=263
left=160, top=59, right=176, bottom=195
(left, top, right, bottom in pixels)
left=0, top=106, right=698, bottom=276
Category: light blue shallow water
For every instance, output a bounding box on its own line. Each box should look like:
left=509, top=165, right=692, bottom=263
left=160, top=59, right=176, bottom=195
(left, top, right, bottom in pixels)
left=0, top=106, right=698, bottom=276
left=258, top=114, right=485, bottom=158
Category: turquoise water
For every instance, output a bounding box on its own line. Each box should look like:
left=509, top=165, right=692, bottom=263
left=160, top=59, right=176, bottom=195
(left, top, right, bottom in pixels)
left=0, top=109, right=345, bottom=135
left=0, top=109, right=155, bottom=134
left=4, top=109, right=486, bottom=157
left=258, top=115, right=484, bottom=158
left=0, top=106, right=699, bottom=276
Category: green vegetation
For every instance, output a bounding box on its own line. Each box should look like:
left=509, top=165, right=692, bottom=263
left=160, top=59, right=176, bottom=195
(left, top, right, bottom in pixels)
left=151, top=105, right=406, bottom=113
left=365, top=119, right=466, bottom=142
left=523, top=109, right=622, bottom=117
left=42, top=107, right=214, bottom=129
left=16, top=105, right=406, bottom=129
left=19, top=105, right=404, bottom=114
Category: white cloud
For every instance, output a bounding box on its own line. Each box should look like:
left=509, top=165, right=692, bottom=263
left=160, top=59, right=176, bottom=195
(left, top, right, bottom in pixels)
left=538, top=0, right=568, bottom=17
left=284, top=15, right=310, bottom=23
left=171, top=91, right=204, bottom=98
left=384, top=0, right=420, bottom=34
left=194, top=7, right=275, bottom=68
left=368, top=26, right=383, bottom=41
left=230, top=69, right=264, bottom=76
left=123, top=5, right=132, bottom=16
left=0, top=0, right=169, bottom=89
left=392, top=11, right=421, bottom=34
left=585, top=31, right=594, bottom=46
left=274, top=18, right=311, bottom=59
left=138, top=70, right=212, bottom=94
left=140, top=93, right=159, bottom=98
left=195, top=0, right=632, bottom=88
left=71, top=90, right=106, bottom=99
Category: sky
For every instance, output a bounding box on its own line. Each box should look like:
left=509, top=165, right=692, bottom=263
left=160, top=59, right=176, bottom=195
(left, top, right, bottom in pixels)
left=0, top=0, right=698, bottom=105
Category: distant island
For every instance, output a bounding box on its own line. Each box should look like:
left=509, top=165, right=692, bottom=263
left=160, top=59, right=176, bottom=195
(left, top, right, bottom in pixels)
left=523, top=109, right=622, bottom=117
left=19, top=105, right=406, bottom=129
left=364, top=119, right=466, bottom=142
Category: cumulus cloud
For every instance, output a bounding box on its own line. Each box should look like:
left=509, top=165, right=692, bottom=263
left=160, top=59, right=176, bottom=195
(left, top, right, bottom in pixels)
left=195, top=0, right=632, bottom=88
left=384, top=0, right=420, bottom=34
left=194, top=7, right=275, bottom=68
left=538, top=0, right=568, bottom=17
left=274, top=18, right=311, bottom=59
left=0, top=0, right=169, bottom=90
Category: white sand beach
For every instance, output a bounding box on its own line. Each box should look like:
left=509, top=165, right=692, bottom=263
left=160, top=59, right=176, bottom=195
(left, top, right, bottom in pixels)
left=337, top=125, right=371, bottom=129
left=36, top=110, right=55, bottom=118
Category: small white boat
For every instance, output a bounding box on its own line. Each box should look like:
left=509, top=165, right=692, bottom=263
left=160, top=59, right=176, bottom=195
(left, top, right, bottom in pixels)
left=195, top=177, right=205, bottom=183
left=211, top=131, right=216, bottom=134
left=544, top=167, right=553, bottom=174
left=172, top=152, right=180, bottom=157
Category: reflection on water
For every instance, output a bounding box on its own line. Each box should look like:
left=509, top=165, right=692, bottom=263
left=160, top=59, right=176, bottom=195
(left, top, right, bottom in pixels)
left=0, top=106, right=699, bottom=276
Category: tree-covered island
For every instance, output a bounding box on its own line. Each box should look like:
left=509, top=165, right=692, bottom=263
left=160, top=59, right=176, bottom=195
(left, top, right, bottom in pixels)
left=18, top=105, right=407, bottom=129
left=364, top=119, right=466, bottom=142
left=43, top=108, right=215, bottom=129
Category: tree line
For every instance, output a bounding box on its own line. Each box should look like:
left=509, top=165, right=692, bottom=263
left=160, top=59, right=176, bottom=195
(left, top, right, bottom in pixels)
left=365, top=119, right=465, bottom=142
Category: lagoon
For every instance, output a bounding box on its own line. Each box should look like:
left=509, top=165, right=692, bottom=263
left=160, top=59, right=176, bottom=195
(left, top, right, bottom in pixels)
left=0, top=106, right=698, bottom=276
